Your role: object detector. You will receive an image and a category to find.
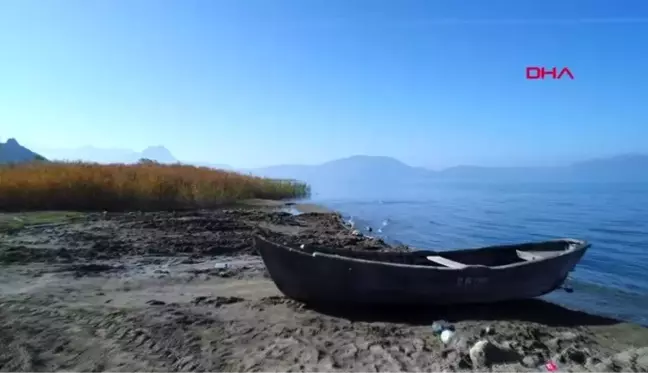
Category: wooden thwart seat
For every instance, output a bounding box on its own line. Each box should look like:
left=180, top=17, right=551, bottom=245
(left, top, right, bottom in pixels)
left=426, top=255, right=467, bottom=269
left=516, top=250, right=562, bottom=261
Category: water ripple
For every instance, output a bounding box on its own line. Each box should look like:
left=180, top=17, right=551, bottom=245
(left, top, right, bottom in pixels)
left=316, top=181, right=648, bottom=324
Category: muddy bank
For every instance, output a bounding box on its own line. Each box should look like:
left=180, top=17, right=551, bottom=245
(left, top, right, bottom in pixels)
left=0, top=204, right=647, bottom=372
left=0, top=207, right=394, bottom=265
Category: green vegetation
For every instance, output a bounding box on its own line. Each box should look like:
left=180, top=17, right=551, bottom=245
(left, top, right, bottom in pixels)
left=0, top=161, right=310, bottom=212
left=0, top=211, right=85, bottom=234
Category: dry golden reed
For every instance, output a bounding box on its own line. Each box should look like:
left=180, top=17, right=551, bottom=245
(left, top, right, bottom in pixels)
left=0, top=161, right=310, bottom=211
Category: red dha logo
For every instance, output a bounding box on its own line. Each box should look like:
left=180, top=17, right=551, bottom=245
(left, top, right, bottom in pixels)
left=526, top=67, right=574, bottom=80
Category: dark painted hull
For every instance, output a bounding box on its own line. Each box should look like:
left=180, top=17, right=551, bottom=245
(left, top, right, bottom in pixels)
left=254, top=236, right=590, bottom=305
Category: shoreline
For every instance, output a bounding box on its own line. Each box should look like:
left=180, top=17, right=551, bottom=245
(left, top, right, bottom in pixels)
left=293, top=201, right=648, bottom=327
left=0, top=202, right=647, bottom=371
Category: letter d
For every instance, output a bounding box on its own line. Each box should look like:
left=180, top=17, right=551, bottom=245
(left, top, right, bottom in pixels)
left=526, top=67, right=541, bottom=79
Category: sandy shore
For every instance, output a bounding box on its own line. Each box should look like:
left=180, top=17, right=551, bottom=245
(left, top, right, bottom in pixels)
left=0, top=201, right=647, bottom=372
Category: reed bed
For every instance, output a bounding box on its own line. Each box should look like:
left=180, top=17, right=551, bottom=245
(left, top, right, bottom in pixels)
left=0, top=161, right=310, bottom=211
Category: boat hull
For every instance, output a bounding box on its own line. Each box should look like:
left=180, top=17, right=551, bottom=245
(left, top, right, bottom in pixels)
left=254, top=236, right=589, bottom=305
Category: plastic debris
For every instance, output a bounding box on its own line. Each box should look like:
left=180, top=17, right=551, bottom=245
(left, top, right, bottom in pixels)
left=432, top=320, right=456, bottom=344
left=440, top=329, right=455, bottom=344
left=431, top=320, right=451, bottom=333
left=545, top=360, right=558, bottom=371
left=431, top=322, right=445, bottom=335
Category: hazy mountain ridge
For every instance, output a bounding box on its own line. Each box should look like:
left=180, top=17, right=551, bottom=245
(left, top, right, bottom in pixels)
left=251, top=154, right=648, bottom=184
left=38, top=145, right=232, bottom=170
left=22, top=142, right=648, bottom=185
left=140, top=146, right=176, bottom=163
left=0, top=138, right=46, bottom=163
left=39, top=145, right=178, bottom=164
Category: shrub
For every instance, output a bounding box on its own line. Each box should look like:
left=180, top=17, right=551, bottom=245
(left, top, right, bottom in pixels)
left=0, top=161, right=310, bottom=211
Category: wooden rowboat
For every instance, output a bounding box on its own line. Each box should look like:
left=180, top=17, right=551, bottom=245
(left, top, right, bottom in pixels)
left=253, top=235, right=590, bottom=305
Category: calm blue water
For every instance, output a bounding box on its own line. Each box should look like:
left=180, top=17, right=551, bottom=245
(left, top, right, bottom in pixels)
left=311, top=182, right=648, bottom=325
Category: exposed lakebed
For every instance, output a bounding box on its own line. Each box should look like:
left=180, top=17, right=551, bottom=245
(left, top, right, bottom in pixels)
left=0, top=205, right=647, bottom=372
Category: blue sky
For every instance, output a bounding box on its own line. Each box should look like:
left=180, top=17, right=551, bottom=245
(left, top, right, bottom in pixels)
left=1, top=0, right=647, bottom=168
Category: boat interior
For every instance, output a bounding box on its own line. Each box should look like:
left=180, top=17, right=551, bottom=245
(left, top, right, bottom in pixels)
left=286, top=239, right=583, bottom=269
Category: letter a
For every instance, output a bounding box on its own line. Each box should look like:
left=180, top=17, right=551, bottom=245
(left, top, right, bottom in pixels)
left=557, top=67, right=575, bottom=80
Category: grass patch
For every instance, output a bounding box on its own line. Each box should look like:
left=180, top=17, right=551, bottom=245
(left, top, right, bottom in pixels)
left=0, top=211, right=85, bottom=234
left=0, top=161, right=310, bottom=212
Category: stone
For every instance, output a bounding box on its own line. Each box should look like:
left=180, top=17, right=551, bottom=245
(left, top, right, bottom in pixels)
left=469, top=340, right=520, bottom=368
left=563, top=347, right=588, bottom=365
left=586, top=356, right=600, bottom=365
left=553, top=347, right=589, bottom=366
left=522, top=354, right=542, bottom=368
left=469, top=340, right=490, bottom=367
left=611, top=347, right=648, bottom=371
left=546, top=337, right=561, bottom=351
left=557, top=331, right=579, bottom=341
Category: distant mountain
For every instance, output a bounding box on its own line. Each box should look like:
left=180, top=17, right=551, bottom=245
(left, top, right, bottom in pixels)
left=29, top=141, right=648, bottom=191
left=39, top=145, right=179, bottom=164
left=0, top=138, right=46, bottom=164
left=250, top=153, right=648, bottom=197
left=140, top=146, right=176, bottom=163
left=567, top=154, right=648, bottom=180
left=437, top=154, right=648, bottom=182
left=253, top=155, right=427, bottom=181
left=36, top=144, right=235, bottom=170
left=250, top=155, right=435, bottom=198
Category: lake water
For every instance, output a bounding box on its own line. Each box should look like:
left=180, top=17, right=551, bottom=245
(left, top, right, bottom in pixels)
left=311, top=182, right=648, bottom=325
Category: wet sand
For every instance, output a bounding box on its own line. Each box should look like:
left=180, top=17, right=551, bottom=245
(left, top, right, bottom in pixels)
left=0, top=202, right=647, bottom=372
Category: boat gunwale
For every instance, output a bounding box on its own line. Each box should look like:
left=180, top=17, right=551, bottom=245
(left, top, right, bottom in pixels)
left=255, top=236, right=591, bottom=271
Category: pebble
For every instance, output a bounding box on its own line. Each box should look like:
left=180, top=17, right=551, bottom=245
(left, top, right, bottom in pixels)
left=481, top=325, right=495, bottom=336
left=522, top=354, right=542, bottom=368
left=546, top=337, right=561, bottom=350
left=585, top=356, right=601, bottom=367
left=554, top=346, right=589, bottom=365
left=557, top=331, right=579, bottom=341
left=469, top=339, right=520, bottom=368
left=469, top=340, right=490, bottom=367
left=565, top=348, right=587, bottom=365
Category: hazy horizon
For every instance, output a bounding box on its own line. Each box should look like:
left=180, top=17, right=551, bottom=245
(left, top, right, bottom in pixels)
left=9, top=143, right=617, bottom=169
left=2, top=0, right=648, bottom=168
left=8, top=140, right=644, bottom=171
